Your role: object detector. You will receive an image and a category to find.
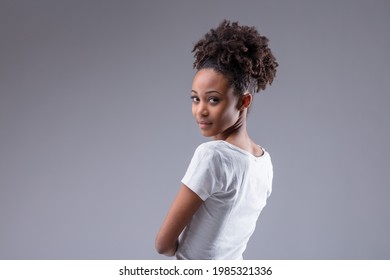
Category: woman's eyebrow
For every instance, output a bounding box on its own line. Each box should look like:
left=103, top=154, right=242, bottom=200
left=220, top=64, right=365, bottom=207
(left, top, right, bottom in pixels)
left=191, top=89, right=224, bottom=96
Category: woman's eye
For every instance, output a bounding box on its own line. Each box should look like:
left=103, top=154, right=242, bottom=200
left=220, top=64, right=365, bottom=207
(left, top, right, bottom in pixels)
left=190, top=96, right=200, bottom=103
left=209, top=97, right=220, bottom=104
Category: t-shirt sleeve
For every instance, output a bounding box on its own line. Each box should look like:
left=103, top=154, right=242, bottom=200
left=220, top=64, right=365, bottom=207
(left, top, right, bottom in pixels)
left=181, top=144, right=225, bottom=201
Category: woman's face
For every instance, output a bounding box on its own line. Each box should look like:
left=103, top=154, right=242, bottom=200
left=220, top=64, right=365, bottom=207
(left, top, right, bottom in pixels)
left=191, top=68, right=241, bottom=139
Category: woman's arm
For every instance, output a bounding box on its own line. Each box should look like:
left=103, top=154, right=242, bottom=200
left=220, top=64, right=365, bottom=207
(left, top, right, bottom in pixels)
left=155, top=184, right=203, bottom=256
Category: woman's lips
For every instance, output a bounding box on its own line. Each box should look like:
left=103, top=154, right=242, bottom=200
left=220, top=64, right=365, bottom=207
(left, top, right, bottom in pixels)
left=198, top=121, right=212, bottom=129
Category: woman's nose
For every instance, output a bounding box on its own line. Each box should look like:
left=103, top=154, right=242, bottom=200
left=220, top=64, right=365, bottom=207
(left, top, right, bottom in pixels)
left=198, top=103, right=208, bottom=117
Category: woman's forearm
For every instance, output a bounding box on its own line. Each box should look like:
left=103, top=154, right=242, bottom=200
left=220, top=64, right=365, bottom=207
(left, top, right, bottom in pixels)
left=155, top=239, right=178, bottom=257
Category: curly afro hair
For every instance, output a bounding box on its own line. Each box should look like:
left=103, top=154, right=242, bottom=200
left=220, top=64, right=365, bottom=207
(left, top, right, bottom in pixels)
left=192, top=20, right=278, bottom=95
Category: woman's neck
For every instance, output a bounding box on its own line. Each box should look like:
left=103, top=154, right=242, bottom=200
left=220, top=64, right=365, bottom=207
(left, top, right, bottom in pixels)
left=213, top=111, right=263, bottom=157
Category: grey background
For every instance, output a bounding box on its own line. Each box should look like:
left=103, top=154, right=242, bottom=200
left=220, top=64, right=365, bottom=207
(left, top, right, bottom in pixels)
left=0, top=0, right=389, bottom=259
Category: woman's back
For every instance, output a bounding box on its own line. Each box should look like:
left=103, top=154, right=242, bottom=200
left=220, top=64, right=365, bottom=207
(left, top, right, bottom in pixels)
left=176, top=141, right=273, bottom=259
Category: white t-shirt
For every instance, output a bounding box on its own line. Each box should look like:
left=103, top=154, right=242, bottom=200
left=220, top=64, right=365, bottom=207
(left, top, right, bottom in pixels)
left=176, top=140, right=273, bottom=260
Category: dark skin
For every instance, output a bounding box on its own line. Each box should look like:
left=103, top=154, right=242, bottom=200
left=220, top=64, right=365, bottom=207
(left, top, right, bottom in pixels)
left=155, top=68, right=263, bottom=256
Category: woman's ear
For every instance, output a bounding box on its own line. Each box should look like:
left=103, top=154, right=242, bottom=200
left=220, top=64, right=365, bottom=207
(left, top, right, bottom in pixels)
left=239, top=93, right=252, bottom=111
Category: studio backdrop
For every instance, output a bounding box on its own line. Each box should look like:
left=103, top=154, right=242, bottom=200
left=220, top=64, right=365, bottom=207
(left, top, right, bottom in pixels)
left=1, top=0, right=389, bottom=259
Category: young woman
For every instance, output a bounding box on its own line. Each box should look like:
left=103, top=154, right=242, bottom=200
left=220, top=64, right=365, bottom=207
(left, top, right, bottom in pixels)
left=155, top=20, right=278, bottom=260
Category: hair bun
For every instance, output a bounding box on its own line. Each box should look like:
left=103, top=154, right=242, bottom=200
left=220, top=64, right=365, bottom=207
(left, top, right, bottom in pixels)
left=192, top=20, right=278, bottom=94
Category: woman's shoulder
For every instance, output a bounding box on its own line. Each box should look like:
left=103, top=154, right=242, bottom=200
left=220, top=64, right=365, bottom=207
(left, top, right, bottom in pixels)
left=195, top=140, right=227, bottom=153
left=191, top=141, right=228, bottom=162
left=196, top=140, right=271, bottom=162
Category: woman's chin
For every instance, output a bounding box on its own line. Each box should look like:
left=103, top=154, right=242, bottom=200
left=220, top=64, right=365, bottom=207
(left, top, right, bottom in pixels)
left=200, top=130, right=214, bottom=138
